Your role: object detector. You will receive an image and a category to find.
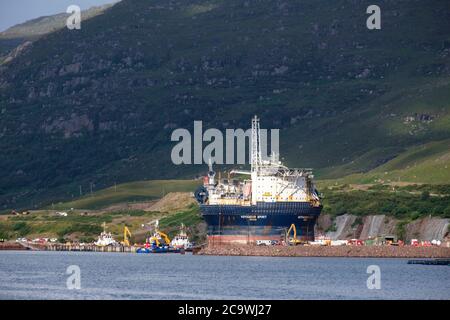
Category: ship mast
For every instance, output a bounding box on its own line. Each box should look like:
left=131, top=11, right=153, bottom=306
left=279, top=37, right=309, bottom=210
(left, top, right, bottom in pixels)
left=251, top=115, right=262, bottom=173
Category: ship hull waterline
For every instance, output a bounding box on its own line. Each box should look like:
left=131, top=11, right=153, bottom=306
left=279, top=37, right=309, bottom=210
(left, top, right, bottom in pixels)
left=200, top=202, right=322, bottom=245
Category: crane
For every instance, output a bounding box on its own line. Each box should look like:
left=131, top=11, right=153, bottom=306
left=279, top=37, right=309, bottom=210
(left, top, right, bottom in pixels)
left=122, top=226, right=132, bottom=246
left=148, top=220, right=171, bottom=247
left=149, top=230, right=171, bottom=247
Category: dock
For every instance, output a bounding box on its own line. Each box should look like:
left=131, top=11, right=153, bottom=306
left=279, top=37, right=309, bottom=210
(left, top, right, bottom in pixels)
left=46, top=244, right=139, bottom=253
left=407, top=259, right=450, bottom=265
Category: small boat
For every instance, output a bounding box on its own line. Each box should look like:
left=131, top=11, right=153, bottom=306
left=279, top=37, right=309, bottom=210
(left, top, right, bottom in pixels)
left=136, top=245, right=180, bottom=254
left=95, top=223, right=117, bottom=246
left=136, top=248, right=152, bottom=253
left=136, top=220, right=180, bottom=253
left=170, top=223, right=193, bottom=250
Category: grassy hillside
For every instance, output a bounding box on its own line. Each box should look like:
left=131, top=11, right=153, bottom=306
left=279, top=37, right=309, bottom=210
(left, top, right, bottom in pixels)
left=0, top=205, right=204, bottom=244
left=319, top=139, right=450, bottom=185
left=0, top=179, right=204, bottom=243
left=50, top=179, right=200, bottom=210
left=0, top=0, right=449, bottom=209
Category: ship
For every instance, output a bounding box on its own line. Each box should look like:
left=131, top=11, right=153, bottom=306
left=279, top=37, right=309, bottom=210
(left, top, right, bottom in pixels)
left=195, top=116, right=322, bottom=244
left=170, top=223, right=193, bottom=250
left=95, top=222, right=117, bottom=246
left=136, top=220, right=181, bottom=253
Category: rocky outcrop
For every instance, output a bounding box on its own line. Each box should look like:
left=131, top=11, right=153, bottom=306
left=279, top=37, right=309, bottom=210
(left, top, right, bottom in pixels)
left=359, top=215, right=397, bottom=239
left=1, top=41, right=32, bottom=64
left=405, top=217, right=449, bottom=241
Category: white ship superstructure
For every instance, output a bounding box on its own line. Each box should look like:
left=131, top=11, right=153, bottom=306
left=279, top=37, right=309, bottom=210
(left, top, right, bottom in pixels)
left=195, top=116, right=322, bottom=244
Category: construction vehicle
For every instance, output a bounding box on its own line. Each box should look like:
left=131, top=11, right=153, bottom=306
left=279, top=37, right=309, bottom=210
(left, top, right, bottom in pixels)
left=149, top=228, right=171, bottom=247
left=136, top=219, right=180, bottom=253
left=122, top=226, right=132, bottom=246
left=286, top=224, right=304, bottom=245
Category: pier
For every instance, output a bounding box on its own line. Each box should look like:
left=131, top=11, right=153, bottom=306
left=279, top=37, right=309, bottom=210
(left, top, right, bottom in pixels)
left=198, top=244, right=450, bottom=258
left=0, top=241, right=140, bottom=253
left=407, top=259, right=450, bottom=265
left=46, top=244, right=139, bottom=253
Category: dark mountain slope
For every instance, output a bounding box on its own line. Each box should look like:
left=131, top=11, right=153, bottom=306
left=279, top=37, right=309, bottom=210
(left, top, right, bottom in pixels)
left=0, top=4, right=115, bottom=60
left=0, top=0, right=449, bottom=209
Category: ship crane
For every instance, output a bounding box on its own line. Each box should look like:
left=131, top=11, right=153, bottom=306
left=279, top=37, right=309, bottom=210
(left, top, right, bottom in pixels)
left=207, top=158, right=216, bottom=185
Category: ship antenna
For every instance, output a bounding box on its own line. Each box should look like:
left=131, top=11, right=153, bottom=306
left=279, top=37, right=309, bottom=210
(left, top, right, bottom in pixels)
left=207, top=158, right=216, bottom=185
left=251, top=116, right=262, bottom=173
left=208, top=158, right=213, bottom=172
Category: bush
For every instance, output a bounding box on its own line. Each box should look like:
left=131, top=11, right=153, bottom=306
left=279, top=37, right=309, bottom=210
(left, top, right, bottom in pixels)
left=325, top=223, right=337, bottom=233
left=352, top=217, right=363, bottom=228
left=410, top=211, right=421, bottom=220
left=396, top=220, right=408, bottom=241
left=56, top=223, right=102, bottom=237
left=421, top=191, right=430, bottom=201
left=12, top=222, right=31, bottom=236
left=443, top=206, right=450, bottom=218
left=321, top=186, right=450, bottom=219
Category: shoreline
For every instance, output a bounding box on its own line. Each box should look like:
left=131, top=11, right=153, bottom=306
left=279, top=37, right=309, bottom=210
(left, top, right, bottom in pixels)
left=0, top=242, right=28, bottom=250
left=197, top=244, right=450, bottom=258
left=2, top=242, right=450, bottom=259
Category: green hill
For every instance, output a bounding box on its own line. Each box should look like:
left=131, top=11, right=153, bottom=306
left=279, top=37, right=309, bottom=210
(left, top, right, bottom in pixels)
left=320, top=139, right=450, bottom=185
left=50, top=179, right=200, bottom=210
left=0, top=4, right=115, bottom=59
left=0, top=0, right=449, bottom=209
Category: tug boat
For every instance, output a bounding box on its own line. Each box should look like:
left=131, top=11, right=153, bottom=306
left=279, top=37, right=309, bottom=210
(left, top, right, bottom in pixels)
left=95, top=223, right=117, bottom=246
left=170, top=223, right=193, bottom=250
left=136, top=220, right=180, bottom=253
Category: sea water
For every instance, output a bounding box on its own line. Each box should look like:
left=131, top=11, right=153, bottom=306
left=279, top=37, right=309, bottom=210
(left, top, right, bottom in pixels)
left=0, top=251, right=448, bottom=299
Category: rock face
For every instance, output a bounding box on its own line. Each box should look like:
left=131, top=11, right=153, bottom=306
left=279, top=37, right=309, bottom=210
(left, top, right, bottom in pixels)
left=317, top=214, right=449, bottom=241
left=405, top=217, right=449, bottom=241
left=359, top=215, right=398, bottom=239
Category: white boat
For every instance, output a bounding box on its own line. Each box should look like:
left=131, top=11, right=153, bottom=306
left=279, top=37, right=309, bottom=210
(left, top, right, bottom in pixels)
left=95, top=223, right=116, bottom=246
left=170, top=223, right=193, bottom=249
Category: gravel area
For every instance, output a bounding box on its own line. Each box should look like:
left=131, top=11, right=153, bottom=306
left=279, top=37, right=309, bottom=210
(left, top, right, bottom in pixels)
left=198, top=244, right=450, bottom=258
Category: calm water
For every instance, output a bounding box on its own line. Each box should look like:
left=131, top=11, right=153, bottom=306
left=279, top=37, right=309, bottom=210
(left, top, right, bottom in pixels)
left=0, top=251, right=449, bottom=300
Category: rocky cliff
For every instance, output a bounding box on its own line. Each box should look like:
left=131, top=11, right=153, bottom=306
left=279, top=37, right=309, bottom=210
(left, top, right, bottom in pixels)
left=317, top=214, right=449, bottom=241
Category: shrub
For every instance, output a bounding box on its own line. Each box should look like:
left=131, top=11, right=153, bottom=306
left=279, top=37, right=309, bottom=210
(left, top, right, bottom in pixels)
left=12, top=222, right=31, bottom=236
left=421, top=191, right=430, bottom=201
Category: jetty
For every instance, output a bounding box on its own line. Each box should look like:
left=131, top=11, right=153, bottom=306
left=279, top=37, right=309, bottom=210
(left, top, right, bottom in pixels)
left=198, top=244, right=450, bottom=258
left=407, top=259, right=450, bottom=265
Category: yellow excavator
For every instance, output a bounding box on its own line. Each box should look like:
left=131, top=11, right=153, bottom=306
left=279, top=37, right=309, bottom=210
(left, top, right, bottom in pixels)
left=286, top=224, right=303, bottom=245
left=122, top=226, right=132, bottom=246
left=149, top=230, right=171, bottom=247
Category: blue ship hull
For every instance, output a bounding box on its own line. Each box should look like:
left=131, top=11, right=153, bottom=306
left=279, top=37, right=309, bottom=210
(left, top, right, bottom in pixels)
left=200, top=202, right=322, bottom=244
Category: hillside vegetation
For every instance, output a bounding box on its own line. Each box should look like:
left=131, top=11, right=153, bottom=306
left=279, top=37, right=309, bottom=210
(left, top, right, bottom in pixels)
left=0, top=4, right=115, bottom=59
left=0, top=204, right=204, bottom=244
left=50, top=179, right=200, bottom=210
left=0, top=0, right=449, bottom=209
left=319, top=139, right=450, bottom=184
